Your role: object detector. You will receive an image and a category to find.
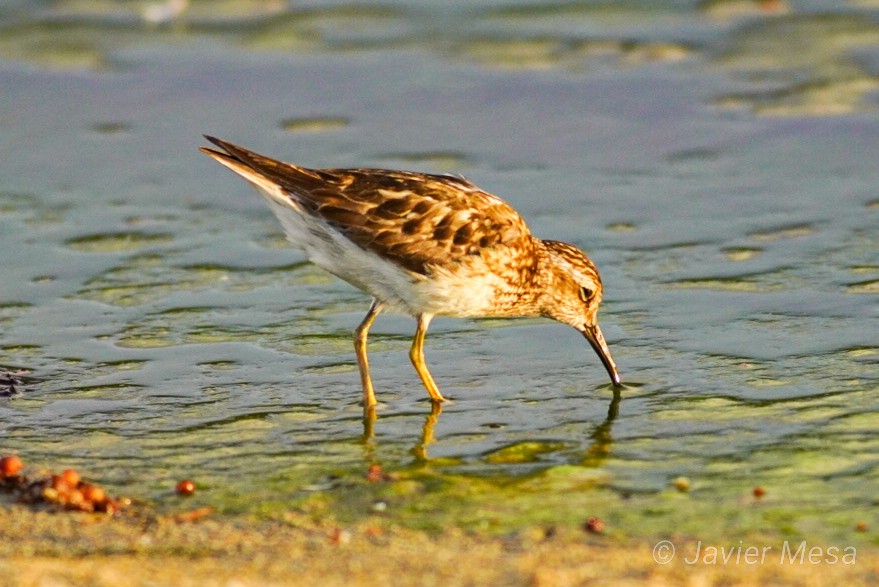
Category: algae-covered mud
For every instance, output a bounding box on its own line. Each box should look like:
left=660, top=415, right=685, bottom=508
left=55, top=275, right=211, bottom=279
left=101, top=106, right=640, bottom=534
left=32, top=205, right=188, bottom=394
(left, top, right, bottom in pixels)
left=1, top=0, right=878, bottom=568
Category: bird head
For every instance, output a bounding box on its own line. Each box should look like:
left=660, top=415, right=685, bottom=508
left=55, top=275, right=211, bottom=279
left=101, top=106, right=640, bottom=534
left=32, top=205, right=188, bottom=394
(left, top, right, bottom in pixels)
left=539, top=240, right=621, bottom=387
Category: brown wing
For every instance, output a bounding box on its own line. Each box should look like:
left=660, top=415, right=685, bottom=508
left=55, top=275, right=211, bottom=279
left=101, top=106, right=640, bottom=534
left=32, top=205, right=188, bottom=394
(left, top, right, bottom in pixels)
left=202, top=136, right=535, bottom=276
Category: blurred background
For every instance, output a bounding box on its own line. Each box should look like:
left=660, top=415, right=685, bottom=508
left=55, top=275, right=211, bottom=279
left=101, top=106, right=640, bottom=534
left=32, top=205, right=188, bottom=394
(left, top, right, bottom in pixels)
left=1, top=0, right=877, bottom=539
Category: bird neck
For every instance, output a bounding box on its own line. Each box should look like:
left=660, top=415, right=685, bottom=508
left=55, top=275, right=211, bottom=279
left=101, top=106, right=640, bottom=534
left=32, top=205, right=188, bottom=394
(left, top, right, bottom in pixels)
left=519, top=237, right=561, bottom=317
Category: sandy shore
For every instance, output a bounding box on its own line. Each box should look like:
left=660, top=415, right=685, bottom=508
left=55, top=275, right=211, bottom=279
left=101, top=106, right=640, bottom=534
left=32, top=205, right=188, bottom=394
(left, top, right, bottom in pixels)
left=1, top=506, right=876, bottom=587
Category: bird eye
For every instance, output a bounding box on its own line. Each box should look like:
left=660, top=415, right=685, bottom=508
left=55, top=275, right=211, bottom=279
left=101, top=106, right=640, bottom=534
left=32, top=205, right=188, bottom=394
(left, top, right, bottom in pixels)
left=578, top=287, right=592, bottom=303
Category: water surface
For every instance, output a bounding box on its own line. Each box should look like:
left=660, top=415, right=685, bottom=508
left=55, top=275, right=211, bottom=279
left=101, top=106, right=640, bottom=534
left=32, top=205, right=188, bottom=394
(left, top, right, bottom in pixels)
left=1, top=0, right=878, bottom=542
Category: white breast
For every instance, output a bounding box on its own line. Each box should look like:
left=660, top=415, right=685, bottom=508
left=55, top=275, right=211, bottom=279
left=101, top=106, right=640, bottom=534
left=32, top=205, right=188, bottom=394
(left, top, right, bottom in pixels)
left=262, top=194, right=509, bottom=317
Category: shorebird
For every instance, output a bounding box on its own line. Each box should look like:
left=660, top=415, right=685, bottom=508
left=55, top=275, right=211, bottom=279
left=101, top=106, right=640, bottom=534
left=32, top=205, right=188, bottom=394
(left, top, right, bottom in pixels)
left=200, top=136, right=621, bottom=408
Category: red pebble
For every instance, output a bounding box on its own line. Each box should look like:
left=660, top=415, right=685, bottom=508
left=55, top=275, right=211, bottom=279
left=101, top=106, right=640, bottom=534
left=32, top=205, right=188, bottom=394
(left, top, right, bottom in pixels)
left=176, top=479, right=196, bottom=496
left=51, top=474, right=70, bottom=491
left=753, top=486, right=766, bottom=498
left=0, top=455, right=23, bottom=477
left=584, top=516, right=605, bottom=534
left=60, top=469, right=80, bottom=487
left=80, top=483, right=106, bottom=505
left=366, top=464, right=385, bottom=483
left=760, top=0, right=784, bottom=13
left=330, top=527, right=351, bottom=545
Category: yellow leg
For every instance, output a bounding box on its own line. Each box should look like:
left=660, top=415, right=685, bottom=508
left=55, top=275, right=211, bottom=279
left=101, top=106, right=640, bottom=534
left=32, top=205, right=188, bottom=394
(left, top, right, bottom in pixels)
left=412, top=402, right=443, bottom=461
left=362, top=404, right=376, bottom=441
left=354, top=299, right=383, bottom=408
left=409, top=313, right=446, bottom=403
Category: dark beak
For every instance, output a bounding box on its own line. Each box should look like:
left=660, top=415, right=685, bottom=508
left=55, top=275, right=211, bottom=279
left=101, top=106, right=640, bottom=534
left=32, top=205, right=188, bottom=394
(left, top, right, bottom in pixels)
left=582, top=324, right=621, bottom=387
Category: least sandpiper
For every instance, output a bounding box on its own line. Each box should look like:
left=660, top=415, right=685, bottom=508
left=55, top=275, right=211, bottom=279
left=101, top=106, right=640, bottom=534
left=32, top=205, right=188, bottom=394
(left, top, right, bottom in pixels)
left=201, top=136, right=621, bottom=408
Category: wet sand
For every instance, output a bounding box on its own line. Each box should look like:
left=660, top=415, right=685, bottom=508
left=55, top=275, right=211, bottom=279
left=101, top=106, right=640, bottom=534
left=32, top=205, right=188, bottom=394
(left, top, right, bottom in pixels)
left=2, top=507, right=876, bottom=587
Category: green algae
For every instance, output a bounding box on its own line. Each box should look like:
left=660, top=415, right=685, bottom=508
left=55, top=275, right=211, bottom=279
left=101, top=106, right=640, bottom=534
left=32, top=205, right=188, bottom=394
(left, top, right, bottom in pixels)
left=483, top=441, right=568, bottom=464
left=66, top=232, right=174, bottom=253
left=280, top=117, right=350, bottom=133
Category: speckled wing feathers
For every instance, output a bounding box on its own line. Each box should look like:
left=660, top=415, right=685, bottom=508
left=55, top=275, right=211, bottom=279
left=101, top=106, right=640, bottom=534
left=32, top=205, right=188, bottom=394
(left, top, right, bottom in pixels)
left=202, top=136, right=535, bottom=277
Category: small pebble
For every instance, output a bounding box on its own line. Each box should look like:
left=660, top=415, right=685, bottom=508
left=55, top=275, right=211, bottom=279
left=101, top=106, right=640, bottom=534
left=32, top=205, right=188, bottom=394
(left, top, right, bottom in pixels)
left=66, top=489, right=86, bottom=509
left=753, top=486, right=766, bottom=499
left=364, top=525, right=384, bottom=538
left=0, top=455, right=23, bottom=477
left=366, top=464, right=385, bottom=483
left=80, top=483, right=106, bottom=505
left=672, top=476, right=691, bottom=492
left=60, top=469, right=80, bottom=487
left=51, top=474, right=69, bottom=491
left=330, top=527, right=351, bottom=545
left=584, top=517, right=605, bottom=534
left=176, top=479, right=196, bottom=496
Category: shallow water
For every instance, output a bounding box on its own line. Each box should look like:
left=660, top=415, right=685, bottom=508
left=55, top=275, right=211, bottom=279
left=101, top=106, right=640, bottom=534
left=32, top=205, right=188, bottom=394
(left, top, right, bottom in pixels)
left=1, top=0, right=878, bottom=542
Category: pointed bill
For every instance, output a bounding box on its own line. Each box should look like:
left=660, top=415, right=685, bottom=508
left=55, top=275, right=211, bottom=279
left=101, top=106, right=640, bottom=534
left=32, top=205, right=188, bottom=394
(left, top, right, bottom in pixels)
left=582, top=323, right=621, bottom=387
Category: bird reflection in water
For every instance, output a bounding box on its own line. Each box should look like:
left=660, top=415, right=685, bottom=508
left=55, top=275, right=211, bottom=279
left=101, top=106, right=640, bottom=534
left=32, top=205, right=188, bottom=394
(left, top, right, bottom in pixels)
left=361, top=402, right=442, bottom=463
left=581, top=387, right=620, bottom=468
left=362, top=387, right=621, bottom=466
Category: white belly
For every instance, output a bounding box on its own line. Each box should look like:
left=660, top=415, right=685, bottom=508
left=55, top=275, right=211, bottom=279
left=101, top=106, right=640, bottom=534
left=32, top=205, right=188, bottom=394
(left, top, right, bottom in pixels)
left=264, top=196, right=502, bottom=317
